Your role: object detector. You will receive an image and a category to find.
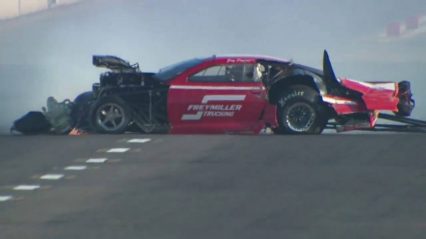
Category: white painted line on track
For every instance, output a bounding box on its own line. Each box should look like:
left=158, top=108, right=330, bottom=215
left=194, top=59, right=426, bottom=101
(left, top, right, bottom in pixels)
left=13, top=185, right=41, bottom=191
left=86, top=158, right=108, bottom=164
left=65, top=165, right=87, bottom=171
left=0, top=196, right=13, bottom=202
left=40, top=174, right=64, bottom=180
left=127, top=138, right=151, bottom=143
left=107, top=148, right=130, bottom=153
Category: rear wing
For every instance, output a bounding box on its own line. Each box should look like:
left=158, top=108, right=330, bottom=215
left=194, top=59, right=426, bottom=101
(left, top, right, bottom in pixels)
left=93, top=55, right=140, bottom=72
left=323, top=50, right=348, bottom=95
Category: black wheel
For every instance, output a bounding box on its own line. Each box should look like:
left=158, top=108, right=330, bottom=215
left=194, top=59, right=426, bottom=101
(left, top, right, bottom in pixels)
left=395, top=81, right=415, bottom=117
left=277, top=85, right=328, bottom=134
left=90, top=97, right=131, bottom=134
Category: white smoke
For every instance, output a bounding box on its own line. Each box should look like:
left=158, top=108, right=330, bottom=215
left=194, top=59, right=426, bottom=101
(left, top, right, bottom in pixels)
left=0, top=0, right=425, bottom=132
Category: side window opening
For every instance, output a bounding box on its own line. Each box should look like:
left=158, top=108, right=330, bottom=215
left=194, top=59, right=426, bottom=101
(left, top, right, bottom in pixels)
left=189, top=64, right=262, bottom=83
left=203, top=65, right=223, bottom=76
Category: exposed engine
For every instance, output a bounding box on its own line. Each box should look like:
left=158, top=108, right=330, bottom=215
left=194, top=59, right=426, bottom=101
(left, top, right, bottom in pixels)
left=90, top=55, right=169, bottom=133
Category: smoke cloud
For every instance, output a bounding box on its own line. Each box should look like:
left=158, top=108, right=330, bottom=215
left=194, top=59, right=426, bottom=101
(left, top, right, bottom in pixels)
left=1, top=0, right=425, bottom=133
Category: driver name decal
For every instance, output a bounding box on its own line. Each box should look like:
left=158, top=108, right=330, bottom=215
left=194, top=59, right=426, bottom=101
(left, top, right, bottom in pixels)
left=182, top=95, right=246, bottom=121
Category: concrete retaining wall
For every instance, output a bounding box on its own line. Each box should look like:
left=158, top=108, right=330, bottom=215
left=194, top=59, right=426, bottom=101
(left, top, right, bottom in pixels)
left=0, top=0, right=81, bottom=20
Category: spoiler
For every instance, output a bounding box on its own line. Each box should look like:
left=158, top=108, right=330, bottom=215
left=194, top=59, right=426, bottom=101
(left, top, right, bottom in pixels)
left=323, top=50, right=347, bottom=95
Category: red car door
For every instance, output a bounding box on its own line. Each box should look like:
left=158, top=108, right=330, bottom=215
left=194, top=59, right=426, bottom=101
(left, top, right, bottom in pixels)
left=168, top=58, right=268, bottom=134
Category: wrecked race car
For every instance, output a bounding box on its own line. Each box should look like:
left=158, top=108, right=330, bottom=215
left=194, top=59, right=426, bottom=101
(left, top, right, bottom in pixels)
left=13, top=50, right=418, bottom=135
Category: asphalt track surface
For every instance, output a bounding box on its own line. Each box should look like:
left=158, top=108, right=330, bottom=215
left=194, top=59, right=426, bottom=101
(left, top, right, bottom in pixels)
left=0, top=134, right=426, bottom=239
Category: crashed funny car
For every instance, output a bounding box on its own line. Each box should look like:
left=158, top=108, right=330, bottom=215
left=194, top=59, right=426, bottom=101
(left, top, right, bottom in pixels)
left=14, top=51, right=417, bottom=135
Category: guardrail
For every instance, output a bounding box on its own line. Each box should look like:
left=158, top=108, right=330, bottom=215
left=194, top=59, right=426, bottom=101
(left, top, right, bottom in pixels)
left=0, top=0, right=82, bottom=20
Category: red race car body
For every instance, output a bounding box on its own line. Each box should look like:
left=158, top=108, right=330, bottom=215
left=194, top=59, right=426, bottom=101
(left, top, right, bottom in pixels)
left=84, top=51, right=414, bottom=134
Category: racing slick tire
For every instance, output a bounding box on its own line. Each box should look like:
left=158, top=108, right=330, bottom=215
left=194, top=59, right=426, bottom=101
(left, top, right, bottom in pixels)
left=277, top=85, right=327, bottom=134
left=90, top=96, right=132, bottom=134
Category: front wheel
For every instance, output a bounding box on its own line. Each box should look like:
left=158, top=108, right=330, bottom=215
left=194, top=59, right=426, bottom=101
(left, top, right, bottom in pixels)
left=90, top=97, right=131, bottom=134
left=277, top=85, right=328, bottom=134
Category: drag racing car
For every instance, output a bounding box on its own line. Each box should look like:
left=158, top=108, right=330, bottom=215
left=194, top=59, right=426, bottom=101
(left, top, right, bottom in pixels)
left=61, top=50, right=415, bottom=135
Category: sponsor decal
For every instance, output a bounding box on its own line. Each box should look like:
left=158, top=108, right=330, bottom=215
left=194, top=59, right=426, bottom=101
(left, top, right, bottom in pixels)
left=226, top=58, right=253, bottom=64
left=279, top=91, right=305, bottom=106
left=182, top=95, right=246, bottom=121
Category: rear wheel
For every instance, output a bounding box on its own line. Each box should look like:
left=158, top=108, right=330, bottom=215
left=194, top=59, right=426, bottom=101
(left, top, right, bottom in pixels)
left=277, top=85, right=328, bottom=134
left=395, top=81, right=415, bottom=117
left=90, top=97, right=131, bottom=134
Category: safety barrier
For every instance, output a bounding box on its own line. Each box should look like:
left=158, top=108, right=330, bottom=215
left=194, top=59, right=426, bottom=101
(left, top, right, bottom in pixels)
left=0, top=0, right=82, bottom=20
left=385, top=14, right=426, bottom=39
